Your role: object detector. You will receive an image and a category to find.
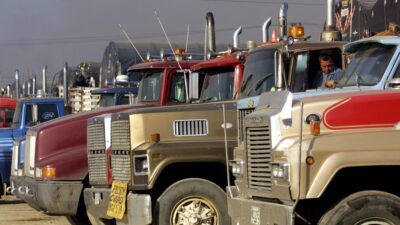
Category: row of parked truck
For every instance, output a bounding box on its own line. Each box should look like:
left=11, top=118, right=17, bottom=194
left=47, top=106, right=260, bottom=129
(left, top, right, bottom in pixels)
left=4, top=1, right=400, bottom=225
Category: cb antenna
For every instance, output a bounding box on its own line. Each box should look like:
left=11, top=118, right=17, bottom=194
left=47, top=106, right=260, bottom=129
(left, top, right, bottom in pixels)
left=186, top=24, right=190, bottom=53
left=118, top=24, right=144, bottom=62
left=153, top=10, right=188, bottom=100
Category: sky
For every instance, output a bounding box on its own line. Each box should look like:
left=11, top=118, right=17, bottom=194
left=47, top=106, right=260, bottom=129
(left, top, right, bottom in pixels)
left=0, top=0, right=327, bottom=86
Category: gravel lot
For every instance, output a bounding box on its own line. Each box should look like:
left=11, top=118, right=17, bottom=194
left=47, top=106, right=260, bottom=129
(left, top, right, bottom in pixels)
left=0, top=196, right=70, bottom=225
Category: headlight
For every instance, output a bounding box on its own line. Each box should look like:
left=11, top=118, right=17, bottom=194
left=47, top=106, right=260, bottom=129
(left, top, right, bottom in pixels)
left=134, top=155, right=149, bottom=175
left=271, top=163, right=288, bottom=180
left=230, top=160, right=244, bottom=177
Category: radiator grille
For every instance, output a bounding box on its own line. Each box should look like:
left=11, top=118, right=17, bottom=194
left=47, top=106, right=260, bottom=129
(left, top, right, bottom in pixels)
left=238, top=108, right=255, bottom=142
left=173, top=119, right=208, bottom=136
left=111, top=120, right=130, bottom=151
left=246, top=126, right=272, bottom=192
left=111, top=150, right=131, bottom=183
left=87, top=122, right=108, bottom=185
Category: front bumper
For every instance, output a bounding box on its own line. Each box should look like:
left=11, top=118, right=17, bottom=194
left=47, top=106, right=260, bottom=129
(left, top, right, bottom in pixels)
left=84, top=187, right=152, bottom=225
left=227, top=186, right=294, bottom=225
left=22, top=176, right=83, bottom=215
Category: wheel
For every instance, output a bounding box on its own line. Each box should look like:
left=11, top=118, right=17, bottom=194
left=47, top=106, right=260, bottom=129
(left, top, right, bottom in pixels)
left=318, top=191, right=400, bottom=225
left=154, top=178, right=230, bottom=225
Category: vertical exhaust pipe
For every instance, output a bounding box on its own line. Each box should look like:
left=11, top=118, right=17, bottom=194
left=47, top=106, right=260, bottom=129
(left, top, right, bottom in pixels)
left=206, top=12, right=216, bottom=53
left=15, top=70, right=20, bottom=99
left=321, top=0, right=341, bottom=41
left=32, top=76, right=36, bottom=96
left=279, top=3, right=288, bottom=38
left=262, top=17, right=272, bottom=42
left=22, top=82, right=26, bottom=97
left=42, top=65, right=47, bottom=94
left=27, top=80, right=32, bottom=96
left=63, top=62, right=68, bottom=107
left=6, top=85, right=11, bottom=97
left=233, top=26, right=242, bottom=48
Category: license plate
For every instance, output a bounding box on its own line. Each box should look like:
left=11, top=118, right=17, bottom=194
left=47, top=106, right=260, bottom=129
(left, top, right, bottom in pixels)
left=107, top=180, right=128, bottom=220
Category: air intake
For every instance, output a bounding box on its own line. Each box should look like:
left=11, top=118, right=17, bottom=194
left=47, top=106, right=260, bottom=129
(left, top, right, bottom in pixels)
left=173, top=119, right=208, bottom=136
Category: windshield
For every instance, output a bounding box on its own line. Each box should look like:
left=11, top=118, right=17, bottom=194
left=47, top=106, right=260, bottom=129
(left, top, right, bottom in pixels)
left=239, top=50, right=276, bottom=98
left=336, top=43, right=396, bottom=87
left=12, top=102, right=23, bottom=128
left=199, top=67, right=235, bottom=102
left=139, top=70, right=163, bottom=102
left=98, top=94, right=115, bottom=107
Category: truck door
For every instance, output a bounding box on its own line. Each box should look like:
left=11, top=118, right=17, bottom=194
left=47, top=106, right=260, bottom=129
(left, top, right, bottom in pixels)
left=289, top=50, right=310, bottom=92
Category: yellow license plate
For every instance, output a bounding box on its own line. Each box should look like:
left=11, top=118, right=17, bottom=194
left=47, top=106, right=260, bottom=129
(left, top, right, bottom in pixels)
left=107, top=180, right=128, bottom=219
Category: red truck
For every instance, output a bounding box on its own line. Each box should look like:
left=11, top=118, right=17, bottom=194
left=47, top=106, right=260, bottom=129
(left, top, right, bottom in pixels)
left=0, top=97, right=17, bottom=128
left=13, top=54, right=201, bottom=224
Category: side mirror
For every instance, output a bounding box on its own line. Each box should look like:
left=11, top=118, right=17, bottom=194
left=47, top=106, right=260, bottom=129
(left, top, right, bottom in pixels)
left=386, top=78, right=400, bottom=89
left=189, top=72, right=200, bottom=100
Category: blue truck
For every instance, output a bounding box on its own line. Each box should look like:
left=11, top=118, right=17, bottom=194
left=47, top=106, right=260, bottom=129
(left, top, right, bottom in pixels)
left=0, top=97, right=65, bottom=196
left=91, top=87, right=138, bottom=107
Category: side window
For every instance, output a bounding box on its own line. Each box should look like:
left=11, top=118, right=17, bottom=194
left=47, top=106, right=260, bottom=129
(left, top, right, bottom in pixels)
left=25, top=104, right=33, bottom=125
left=290, top=52, right=309, bottom=92
left=37, top=104, right=59, bottom=123
left=169, top=72, right=187, bottom=103
left=119, top=95, right=130, bottom=105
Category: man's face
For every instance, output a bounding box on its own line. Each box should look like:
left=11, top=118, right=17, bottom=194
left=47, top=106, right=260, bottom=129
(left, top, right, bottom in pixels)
left=320, top=59, right=334, bottom=75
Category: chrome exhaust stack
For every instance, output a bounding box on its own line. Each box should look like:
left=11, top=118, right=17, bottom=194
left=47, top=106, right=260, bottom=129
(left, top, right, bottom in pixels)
left=42, top=65, right=47, bottom=95
left=22, top=81, right=26, bottom=97
left=233, top=26, right=242, bottom=48
left=27, top=80, right=32, bottom=96
left=279, top=3, right=288, bottom=38
left=206, top=12, right=216, bottom=53
left=63, top=62, right=68, bottom=107
left=321, top=0, right=341, bottom=41
left=15, top=70, right=20, bottom=99
left=32, top=76, right=36, bottom=96
left=6, top=84, right=11, bottom=97
left=262, top=17, right=272, bottom=42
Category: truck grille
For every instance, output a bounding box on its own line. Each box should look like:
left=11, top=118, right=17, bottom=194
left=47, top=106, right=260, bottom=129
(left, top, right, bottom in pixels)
left=238, top=108, right=255, bottom=142
left=111, top=150, right=131, bottom=183
left=111, top=120, right=130, bottom=151
left=173, top=119, right=208, bottom=136
left=87, top=123, right=108, bottom=185
left=246, top=126, right=272, bottom=192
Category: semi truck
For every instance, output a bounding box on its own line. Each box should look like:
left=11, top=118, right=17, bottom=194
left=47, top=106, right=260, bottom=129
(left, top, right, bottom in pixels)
left=11, top=51, right=202, bottom=225
left=227, top=24, right=400, bottom=225
left=82, top=6, right=347, bottom=225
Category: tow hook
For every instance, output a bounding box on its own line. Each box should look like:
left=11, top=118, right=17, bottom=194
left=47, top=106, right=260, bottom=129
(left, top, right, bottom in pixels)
left=6, top=186, right=15, bottom=194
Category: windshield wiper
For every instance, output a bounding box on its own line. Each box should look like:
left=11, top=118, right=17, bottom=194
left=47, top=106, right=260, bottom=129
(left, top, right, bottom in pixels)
left=240, top=74, right=253, bottom=93
left=255, top=73, right=273, bottom=91
left=246, top=73, right=273, bottom=96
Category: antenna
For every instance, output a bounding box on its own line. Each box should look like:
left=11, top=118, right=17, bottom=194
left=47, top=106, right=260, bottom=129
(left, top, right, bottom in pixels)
left=185, top=25, right=190, bottom=53
left=118, top=24, right=145, bottom=62
left=153, top=10, right=189, bottom=101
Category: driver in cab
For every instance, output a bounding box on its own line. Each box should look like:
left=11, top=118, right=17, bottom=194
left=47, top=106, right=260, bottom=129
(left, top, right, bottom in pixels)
left=313, top=54, right=342, bottom=88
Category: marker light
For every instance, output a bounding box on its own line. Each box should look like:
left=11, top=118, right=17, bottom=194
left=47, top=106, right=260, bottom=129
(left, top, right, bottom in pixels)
left=42, top=166, right=56, bottom=180
left=289, top=23, right=305, bottom=38
left=150, top=133, right=160, bottom=142
left=310, top=120, right=321, bottom=136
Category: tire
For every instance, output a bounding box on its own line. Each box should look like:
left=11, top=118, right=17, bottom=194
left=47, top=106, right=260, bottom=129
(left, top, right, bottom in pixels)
left=154, top=178, right=230, bottom=225
left=319, top=190, right=400, bottom=225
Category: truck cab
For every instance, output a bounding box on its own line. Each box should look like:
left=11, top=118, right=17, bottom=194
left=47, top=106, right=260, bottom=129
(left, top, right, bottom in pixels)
left=91, top=87, right=138, bottom=107
left=12, top=54, right=202, bottom=224
left=0, top=97, right=64, bottom=196
left=0, top=97, right=17, bottom=128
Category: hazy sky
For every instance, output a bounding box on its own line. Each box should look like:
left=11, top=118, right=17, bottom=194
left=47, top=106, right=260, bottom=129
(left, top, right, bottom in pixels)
left=0, top=0, right=326, bottom=85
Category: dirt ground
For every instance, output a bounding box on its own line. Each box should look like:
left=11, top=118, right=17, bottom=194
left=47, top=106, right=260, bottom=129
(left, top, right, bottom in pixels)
left=0, top=196, right=70, bottom=225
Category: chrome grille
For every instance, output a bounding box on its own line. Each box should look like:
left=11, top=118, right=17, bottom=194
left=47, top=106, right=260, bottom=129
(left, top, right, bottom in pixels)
left=111, top=150, right=131, bottom=183
left=173, top=119, right=208, bottom=136
left=238, top=108, right=255, bottom=142
left=111, top=120, right=130, bottom=151
left=246, top=126, right=272, bottom=192
left=87, top=122, right=107, bottom=185
left=87, top=123, right=105, bottom=151
left=88, top=150, right=108, bottom=185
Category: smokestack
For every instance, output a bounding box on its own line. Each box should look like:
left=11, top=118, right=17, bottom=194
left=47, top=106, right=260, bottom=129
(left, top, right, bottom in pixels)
left=27, top=80, right=32, bottom=96
left=6, top=85, right=11, bottom=97
left=206, top=12, right=216, bottom=53
left=63, top=62, right=68, bottom=106
left=262, top=17, right=272, bottom=42
left=15, top=70, right=20, bottom=99
left=42, top=65, right=47, bottom=94
left=233, top=26, right=242, bottom=48
left=279, top=3, right=288, bottom=38
left=32, top=76, right=36, bottom=96
left=22, top=82, right=26, bottom=97
left=321, top=0, right=341, bottom=41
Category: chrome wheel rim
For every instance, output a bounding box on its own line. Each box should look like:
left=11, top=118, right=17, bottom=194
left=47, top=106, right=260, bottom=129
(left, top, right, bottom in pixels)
left=171, top=196, right=219, bottom=225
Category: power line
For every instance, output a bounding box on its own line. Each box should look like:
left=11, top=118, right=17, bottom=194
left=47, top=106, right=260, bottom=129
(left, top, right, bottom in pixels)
left=0, top=22, right=323, bottom=47
left=203, top=0, right=325, bottom=6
